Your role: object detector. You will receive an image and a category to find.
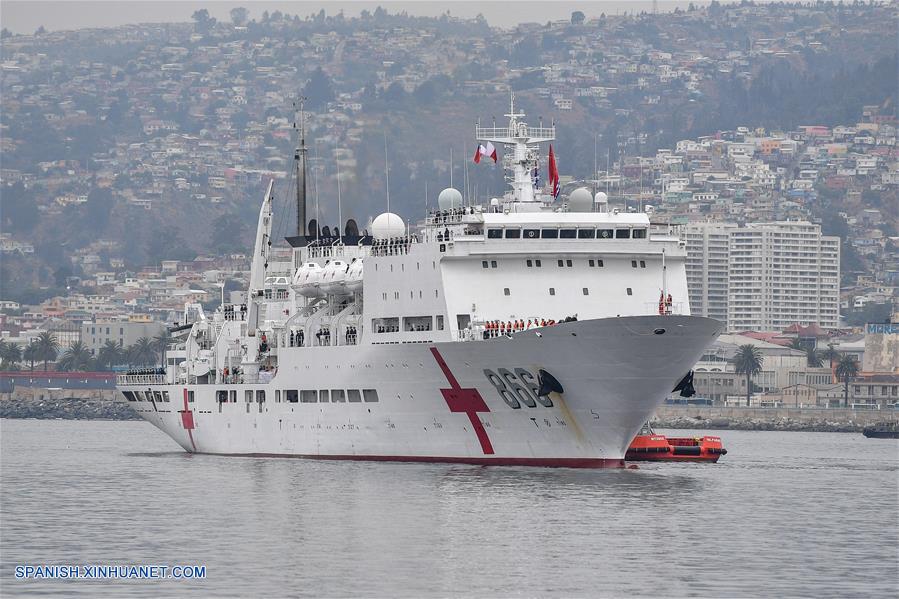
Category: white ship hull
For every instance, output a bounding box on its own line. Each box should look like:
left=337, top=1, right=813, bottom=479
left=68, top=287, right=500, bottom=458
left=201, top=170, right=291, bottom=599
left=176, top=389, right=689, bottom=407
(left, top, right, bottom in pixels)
left=118, top=315, right=721, bottom=467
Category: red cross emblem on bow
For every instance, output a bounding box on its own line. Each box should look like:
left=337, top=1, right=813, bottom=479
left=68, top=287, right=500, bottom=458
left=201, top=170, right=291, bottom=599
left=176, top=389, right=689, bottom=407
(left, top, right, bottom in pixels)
left=430, top=347, right=494, bottom=455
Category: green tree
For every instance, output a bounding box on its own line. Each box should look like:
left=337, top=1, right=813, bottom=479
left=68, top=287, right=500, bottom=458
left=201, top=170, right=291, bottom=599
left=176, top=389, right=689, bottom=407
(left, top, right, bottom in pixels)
left=152, top=329, right=171, bottom=367
left=821, top=344, right=841, bottom=371
left=23, top=342, right=38, bottom=371
left=805, top=347, right=824, bottom=368
left=230, top=7, right=249, bottom=26
left=35, top=331, right=59, bottom=371
left=571, top=10, right=586, bottom=24
left=0, top=340, right=22, bottom=370
left=732, top=344, right=763, bottom=407
left=303, top=67, right=335, bottom=111
left=57, top=341, right=93, bottom=371
left=96, top=340, right=125, bottom=370
left=835, top=355, right=859, bottom=408
left=128, top=337, right=156, bottom=367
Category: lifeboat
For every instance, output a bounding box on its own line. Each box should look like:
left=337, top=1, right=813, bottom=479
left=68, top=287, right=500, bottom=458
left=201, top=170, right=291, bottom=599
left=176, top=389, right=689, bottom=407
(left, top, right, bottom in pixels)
left=345, top=258, right=363, bottom=293
left=626, top=423, right=727, bottom=463
left=320, top=260, right=349, bottom=296
left=293, top=262, right=325, bottom=298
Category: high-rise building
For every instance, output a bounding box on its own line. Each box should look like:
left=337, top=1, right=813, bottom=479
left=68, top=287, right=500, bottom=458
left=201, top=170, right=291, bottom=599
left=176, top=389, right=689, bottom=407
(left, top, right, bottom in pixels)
left=684, top=222, right=737, bottom=324
left=684, top=221, right=840, bottom=331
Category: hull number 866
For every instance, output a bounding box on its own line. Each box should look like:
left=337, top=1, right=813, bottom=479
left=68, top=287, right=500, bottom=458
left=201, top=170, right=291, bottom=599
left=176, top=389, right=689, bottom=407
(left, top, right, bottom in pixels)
left=483, top=368, right=553, bottom=409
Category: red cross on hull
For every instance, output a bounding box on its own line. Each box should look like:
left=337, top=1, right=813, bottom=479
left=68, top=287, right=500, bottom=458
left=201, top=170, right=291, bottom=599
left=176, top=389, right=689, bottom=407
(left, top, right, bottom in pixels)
left=430, top=347, right=494, bottom=455
left=180, top=388, right=197, bottom=451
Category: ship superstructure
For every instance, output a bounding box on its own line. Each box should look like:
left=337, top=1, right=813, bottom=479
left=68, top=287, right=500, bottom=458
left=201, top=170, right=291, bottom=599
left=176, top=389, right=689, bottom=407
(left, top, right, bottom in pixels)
left=117, top=99, right=721, bottom=467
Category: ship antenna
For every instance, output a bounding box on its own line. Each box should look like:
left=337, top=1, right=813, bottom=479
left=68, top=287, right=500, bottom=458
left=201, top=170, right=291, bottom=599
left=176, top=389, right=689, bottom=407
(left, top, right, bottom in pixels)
left=336, top=148, right=342, bottom=243
left=384, top=130, right=390, bottom=215
left=294, top=97, right=308, bottom=237
left=449, top=147, right=453, bottom=188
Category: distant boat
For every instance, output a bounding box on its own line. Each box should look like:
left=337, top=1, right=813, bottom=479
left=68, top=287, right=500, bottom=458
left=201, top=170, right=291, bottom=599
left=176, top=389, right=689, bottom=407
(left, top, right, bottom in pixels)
left=862, top=422, right=899, bottom=439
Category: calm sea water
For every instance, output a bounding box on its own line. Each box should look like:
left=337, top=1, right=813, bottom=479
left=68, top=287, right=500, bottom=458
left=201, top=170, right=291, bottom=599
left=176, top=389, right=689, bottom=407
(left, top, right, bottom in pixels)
left=1, top=420, right=896, bottom=598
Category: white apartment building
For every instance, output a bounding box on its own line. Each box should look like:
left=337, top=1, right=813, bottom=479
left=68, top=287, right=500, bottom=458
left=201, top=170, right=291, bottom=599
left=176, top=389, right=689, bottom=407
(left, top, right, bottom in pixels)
left=727, top=222, right=840, bottom=332
left=685, top=221, right=840, bottom=331
left=684, top=222, right=737, bottom=325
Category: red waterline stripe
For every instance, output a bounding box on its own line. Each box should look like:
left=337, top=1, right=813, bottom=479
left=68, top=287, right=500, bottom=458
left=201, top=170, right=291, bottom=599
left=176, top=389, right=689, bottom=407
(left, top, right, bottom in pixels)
left=190, top=453, right=626, bottom=469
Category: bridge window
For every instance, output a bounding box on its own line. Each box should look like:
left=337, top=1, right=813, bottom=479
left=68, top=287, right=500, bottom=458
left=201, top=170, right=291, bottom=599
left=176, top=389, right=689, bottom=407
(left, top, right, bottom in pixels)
left=300, top=390, right=317, bottom=403
left=122, top=391, right=137, bottom=402
left=559, top=229, right=576, bottom=239
left=217, top=390, right=228, bottom=403
left=633, top=229, right=647, bottom=239
left=541, top=229, right=559, bottom=239
left=363, top=389, right=379, bottom=403
left=524, top=228, right=539, bottom=239
left=578, top=229, right=595, bottom=239
left=347, top=389, right=362, bottom=403
left=597, top=229, right=613, bottom=239
left=616, top=229, right=631, bottom=239
left=285, top=389, right=299, bottom=403
left=319, top=390, right=330, bottom=403
left=487, top=229, right=503, bottom=239
left=505, top=228, right=521, bottom=239
left=331, top=390, right=346, bottom=402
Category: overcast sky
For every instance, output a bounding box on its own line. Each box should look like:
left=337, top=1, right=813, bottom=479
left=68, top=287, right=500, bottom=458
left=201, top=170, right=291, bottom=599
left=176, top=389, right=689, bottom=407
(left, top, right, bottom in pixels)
left=2, top=1, right=715, bottom=33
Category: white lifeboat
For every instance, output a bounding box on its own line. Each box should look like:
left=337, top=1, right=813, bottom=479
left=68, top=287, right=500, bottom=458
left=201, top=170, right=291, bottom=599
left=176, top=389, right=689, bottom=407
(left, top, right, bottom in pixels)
left=346, top=258, right=363, bottom=293
left=293, top=262, right=325, bottom=298
left=320, top=260, right=349, bottom=296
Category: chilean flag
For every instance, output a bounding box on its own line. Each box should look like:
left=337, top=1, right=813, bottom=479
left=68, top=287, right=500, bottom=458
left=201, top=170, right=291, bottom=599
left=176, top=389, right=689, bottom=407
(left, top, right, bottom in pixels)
left=548, top=144, right=560, bottom=199
left=474, top=142, right=497, bottom=163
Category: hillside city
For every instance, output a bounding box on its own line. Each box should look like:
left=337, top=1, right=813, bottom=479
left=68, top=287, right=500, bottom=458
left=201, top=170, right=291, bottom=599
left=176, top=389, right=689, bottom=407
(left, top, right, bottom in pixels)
left=1, top=2, right=897, bottom=408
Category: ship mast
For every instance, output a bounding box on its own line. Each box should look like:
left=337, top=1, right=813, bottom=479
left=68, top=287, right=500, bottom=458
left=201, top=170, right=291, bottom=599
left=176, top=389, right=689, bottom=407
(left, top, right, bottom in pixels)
left=475, top=91, right=555, bottom=206
left=294, top=97, right=308, bottom=237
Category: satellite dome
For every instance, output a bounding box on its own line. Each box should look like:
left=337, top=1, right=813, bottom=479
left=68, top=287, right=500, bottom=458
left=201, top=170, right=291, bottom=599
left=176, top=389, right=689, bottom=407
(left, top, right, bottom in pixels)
left=594, top=191, right=608, bottom=204
left=437, top=187, right=463, bottom=210
left=568, top=187, right=593, bottom=212
left=371, top=212, right=405, bottom=239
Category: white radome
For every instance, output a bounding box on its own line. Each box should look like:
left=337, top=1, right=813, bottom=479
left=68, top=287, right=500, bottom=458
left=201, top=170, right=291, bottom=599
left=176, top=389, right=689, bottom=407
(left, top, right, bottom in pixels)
left=568, top=187, right=593, bottom=212
left=437, top=187, right=463, bottom=210
left=371, top=212, right=406, bottom=239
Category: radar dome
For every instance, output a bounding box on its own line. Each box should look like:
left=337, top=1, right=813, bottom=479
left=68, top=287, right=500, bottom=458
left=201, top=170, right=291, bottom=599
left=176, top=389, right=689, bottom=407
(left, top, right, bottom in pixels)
left=437, top=187, right=463, bottom=210
left=594, top=191, right=608, bottom=204
left=371, top=212, right=406, bottom=239
left=568, top=187, right=593, bottom=212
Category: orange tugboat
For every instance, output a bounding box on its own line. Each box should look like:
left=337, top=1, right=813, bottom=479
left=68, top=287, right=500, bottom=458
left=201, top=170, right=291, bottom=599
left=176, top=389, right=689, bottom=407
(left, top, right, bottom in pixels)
left=626, top=423, right=727, bottom=463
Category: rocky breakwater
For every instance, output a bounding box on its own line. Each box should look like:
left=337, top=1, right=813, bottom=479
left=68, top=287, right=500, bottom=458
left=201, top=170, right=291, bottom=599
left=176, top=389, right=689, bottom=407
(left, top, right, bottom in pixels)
left=0, top=389, right=139, bottom=421
left=652, top=405, right=897, bottom=433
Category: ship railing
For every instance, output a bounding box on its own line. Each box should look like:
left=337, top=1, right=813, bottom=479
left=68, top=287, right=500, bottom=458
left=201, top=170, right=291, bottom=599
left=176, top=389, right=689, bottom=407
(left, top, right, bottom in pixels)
left=117, top=374, right=166, bottom=385
left=476, top=125, right=555, bottom=140
left=644, top=301, right=687, bottom=315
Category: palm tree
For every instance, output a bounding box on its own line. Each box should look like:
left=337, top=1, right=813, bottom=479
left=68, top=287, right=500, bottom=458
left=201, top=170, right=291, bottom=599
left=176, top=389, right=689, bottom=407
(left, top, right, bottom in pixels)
left=835, top=354, right=860, bottom=408
left=732, top=344, right=763, bottom=407
left=805, top=347, right=824, bottom=368
left=96, top=340, right=125, bottom=371
left=151, top=328, right=171, bottom=367
left=35, top=331, right=59, bottom=371
left=23, top=341, right=38, bottom=371
left=127, top=337, right=156, bottom=367
left=821, top=344, right=841, bottom=381
left=0, top=340, right=21, bottom=370
left=57, top=341, right=94, bottom=371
